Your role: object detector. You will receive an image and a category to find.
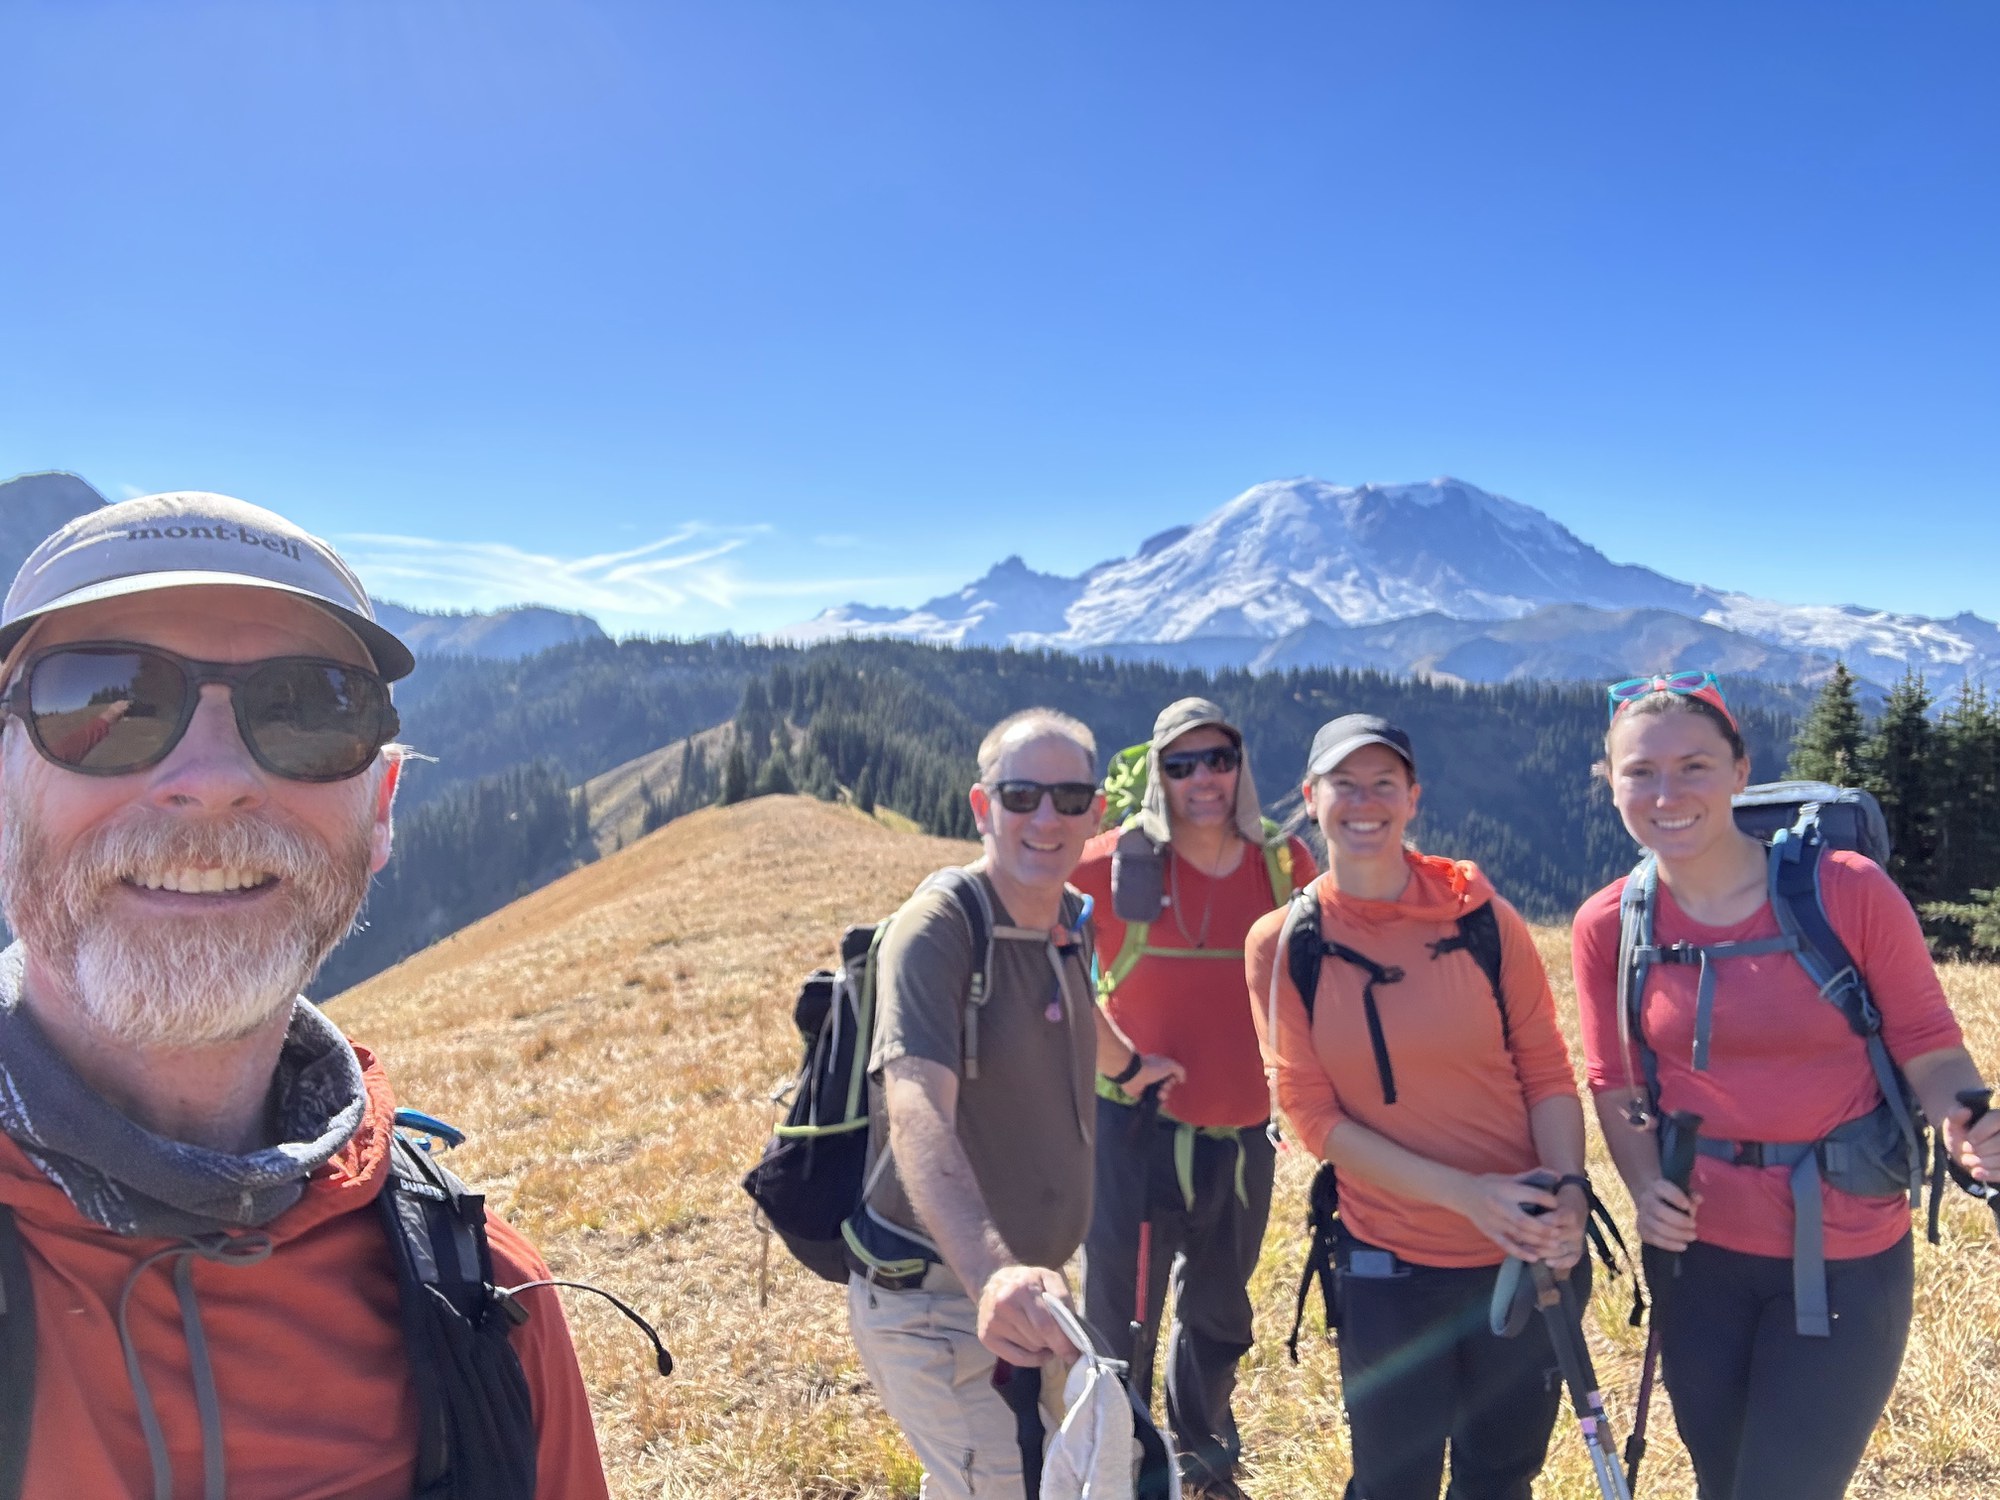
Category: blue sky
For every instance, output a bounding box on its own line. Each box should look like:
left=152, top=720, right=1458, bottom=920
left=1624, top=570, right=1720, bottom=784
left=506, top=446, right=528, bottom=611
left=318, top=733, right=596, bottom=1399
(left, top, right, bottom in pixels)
left=2, top=2, right=1995, bottom=638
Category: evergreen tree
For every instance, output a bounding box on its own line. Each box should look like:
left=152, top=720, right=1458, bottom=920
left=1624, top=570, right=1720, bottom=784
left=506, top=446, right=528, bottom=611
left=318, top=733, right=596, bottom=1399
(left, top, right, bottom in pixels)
left=737, top=678, right=775, bottom=761
left=855, top=765, right=877, bottom=814
left=754, top=751, right=796, bottom=797
left=719, top=741, right=751, bottom=805
left=1935, top=684, right=2000, bottom=906
left=1788, top=663, right=1866, bottom=783
left=1860, top=672, right=1937, bottom=900
left=640, top=775, right=672, bottom=835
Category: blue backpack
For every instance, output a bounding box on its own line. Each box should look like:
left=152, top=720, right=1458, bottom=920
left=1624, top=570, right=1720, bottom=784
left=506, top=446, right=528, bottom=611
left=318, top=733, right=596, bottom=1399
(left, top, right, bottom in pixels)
left=1615, top=780, right=1925, bottom=1338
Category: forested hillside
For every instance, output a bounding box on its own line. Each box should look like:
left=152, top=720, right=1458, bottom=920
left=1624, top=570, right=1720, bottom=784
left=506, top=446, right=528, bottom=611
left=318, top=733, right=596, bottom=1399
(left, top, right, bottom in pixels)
left=1789, top=665, right=2000, bottom=953
left=710, top=641, right=1798, bottom=923
left=330, top=636, right=1816, bottom=994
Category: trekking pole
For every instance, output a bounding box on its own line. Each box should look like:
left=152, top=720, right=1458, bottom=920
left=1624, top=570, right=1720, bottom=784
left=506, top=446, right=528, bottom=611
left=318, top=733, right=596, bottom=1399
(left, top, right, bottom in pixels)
left=1625, top=1109, right=1702, bottom=1493
left=1502, top=1173, right=1633, bottom=1500
left=1945, top=1088, right=2000, bottom=1234
left=1130, top=1080, right=1166, bottom=1360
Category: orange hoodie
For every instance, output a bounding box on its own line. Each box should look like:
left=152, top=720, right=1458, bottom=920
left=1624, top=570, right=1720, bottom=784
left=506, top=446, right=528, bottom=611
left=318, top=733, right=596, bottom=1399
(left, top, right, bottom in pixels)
left=0, top=1044, right=609, bottom=1500
left=1245, top=853, right=1578, bottom=1267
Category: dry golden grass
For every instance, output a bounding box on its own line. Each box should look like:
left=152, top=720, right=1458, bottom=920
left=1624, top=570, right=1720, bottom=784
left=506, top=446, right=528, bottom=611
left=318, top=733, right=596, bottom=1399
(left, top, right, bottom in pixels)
left=333, top=797, right=2000, bottom=1499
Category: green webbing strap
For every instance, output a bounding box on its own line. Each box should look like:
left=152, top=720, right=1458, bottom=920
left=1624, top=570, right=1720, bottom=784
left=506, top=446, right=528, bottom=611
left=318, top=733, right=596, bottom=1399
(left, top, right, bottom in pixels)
left=1170, top=1122, right=1250, bottom=1211
left=1097, top=837, right=1295, bottom=999
left=1263, top=841, right=1289, bottom=908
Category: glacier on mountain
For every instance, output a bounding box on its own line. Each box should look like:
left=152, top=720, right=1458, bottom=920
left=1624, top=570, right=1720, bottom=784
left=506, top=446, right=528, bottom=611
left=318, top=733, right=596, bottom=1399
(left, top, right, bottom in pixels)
left=786, top=477, right=1998, bottom=691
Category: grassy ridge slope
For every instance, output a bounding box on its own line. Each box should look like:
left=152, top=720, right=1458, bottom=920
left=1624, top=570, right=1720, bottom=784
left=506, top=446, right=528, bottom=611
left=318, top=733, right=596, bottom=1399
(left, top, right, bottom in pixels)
left=331, top=797, right=2000, bottom=1499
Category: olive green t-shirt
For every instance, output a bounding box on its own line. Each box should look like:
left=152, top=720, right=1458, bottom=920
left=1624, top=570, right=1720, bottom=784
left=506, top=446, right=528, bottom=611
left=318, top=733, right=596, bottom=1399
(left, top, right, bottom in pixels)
left=861, top=869, right=1096, bottom=1271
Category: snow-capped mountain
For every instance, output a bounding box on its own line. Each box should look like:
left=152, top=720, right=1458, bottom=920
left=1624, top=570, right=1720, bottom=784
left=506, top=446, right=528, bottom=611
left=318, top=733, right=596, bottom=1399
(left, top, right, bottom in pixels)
left=789, top=477, right=1999, bottom=691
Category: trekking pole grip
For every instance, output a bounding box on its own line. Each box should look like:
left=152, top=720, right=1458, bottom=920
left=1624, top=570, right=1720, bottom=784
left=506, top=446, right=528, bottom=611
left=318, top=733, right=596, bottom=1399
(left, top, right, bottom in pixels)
left=1958, top=1088, right=1992, bottom=1127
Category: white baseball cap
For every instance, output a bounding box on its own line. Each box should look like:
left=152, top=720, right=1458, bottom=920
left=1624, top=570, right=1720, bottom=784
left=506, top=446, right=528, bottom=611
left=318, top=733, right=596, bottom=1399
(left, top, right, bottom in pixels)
left=0, top=491, right=414, bottom=680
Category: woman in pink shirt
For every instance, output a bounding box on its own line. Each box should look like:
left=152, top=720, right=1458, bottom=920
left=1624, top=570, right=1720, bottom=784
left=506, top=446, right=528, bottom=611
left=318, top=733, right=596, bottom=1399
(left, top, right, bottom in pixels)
left=1574, top=673, right=2000, bottom=1500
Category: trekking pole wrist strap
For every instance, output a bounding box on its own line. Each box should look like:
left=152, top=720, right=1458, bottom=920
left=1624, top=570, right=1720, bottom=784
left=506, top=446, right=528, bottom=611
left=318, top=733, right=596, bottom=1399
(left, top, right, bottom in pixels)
left=1553, top=1173, right=1591, bottom=1196
left=1109, top=1051, right=1144, bottom=1086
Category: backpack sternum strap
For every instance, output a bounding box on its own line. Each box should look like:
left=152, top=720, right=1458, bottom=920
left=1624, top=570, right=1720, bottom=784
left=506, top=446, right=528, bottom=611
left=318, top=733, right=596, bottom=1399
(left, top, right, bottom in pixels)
left=1639, top=934, right=1799, bottom=1072
left=1320, top=940, right=1406, bottom=1105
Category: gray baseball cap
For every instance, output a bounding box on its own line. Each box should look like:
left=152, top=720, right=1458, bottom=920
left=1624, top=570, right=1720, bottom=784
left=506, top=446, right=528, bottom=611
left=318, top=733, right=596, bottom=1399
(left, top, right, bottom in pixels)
left=1306, top=713, right=1416, bottom=778
left=0, top=492, right=414, bottom=681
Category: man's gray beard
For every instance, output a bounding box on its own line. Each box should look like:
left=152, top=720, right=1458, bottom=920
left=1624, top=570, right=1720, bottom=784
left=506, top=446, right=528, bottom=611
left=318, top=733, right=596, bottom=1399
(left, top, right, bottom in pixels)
left=0, top=785, right=375, bottom=1048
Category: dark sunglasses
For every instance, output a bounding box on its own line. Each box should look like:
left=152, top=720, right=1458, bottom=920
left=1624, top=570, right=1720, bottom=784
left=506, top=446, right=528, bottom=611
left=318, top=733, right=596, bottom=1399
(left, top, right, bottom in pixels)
left=1159, top=744, right=1241, bottom=779
left=3, top=641, right=400, bottom=782
left=986, top=780, right=1097, bottom=817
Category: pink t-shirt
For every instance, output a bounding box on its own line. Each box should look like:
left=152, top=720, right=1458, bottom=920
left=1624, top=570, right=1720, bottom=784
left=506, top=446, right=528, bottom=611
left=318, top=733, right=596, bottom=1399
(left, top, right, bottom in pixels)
left=1573, top=850, right=1963, bottom=1260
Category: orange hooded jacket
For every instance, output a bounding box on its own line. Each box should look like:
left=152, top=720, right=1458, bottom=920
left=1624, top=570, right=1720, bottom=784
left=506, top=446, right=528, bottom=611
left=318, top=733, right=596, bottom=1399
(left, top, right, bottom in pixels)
left=0, top=1043, right=609, bottom=1500
left=1245, top=853, right=1579, bottom=1267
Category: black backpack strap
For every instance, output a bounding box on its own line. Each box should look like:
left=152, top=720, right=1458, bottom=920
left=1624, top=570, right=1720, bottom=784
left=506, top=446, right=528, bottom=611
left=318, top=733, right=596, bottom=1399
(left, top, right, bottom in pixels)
left=1284, top=885, right=1324, bottom=1022
left=1281, top=883, right=1407, bottom=1106
left=1319, top=939, right=1406, bottom=1106
left=1286, top=1161, right=1341, bottom=1364
left=1429, top=902, right=1508, bottom=1043
left=380, top=1133, right=538, bottom=1500
left=0, top=1205, right=33, bottom=1500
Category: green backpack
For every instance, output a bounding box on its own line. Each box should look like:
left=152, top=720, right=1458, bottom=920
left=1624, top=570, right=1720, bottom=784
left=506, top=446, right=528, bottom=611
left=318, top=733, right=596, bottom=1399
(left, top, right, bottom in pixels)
left=1095, top=741, right=1295, bottom=1000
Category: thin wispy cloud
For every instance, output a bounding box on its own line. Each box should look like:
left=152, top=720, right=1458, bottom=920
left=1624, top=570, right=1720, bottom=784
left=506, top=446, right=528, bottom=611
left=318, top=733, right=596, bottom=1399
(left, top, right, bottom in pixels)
left=334, top=524, right=953, bottom=630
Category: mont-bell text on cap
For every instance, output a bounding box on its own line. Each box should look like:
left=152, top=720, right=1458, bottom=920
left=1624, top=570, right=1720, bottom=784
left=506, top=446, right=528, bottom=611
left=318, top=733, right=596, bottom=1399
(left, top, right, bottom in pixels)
left=0, top=492, right=415, bottom=681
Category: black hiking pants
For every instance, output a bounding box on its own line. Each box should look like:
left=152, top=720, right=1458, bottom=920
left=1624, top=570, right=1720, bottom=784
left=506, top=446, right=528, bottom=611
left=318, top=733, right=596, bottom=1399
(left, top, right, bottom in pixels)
left=1334, top=1225, right=1577, bottom=1500
left=1649, top=1235, right=1913, bottom=1500
left=1079, top=1094, right=1275, bottom=1490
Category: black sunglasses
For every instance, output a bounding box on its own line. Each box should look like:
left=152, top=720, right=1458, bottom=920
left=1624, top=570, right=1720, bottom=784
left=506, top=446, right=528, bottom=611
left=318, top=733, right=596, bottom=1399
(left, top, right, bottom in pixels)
left=1159, top=744, right=1241, bottom=780
left=3, top=641, right=400, bottom=782
left=986, top=780, right=1097, bottom=817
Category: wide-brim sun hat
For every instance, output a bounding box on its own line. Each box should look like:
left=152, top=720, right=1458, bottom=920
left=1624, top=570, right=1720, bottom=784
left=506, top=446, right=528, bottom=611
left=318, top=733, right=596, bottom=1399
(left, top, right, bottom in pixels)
left=1137, top=695, right=1267, bottom=845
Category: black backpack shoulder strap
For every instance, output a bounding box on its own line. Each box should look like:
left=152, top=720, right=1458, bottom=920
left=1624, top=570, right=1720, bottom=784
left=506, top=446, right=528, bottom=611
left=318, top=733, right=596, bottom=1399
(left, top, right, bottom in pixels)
left=380, top=1132, right=538, bottom=1499
left=1283, top=885, right=1324, bottom=1022
left=1429, top=902, right=1508, bottom=1043
left=0, top=1204, right=34, bottom=1500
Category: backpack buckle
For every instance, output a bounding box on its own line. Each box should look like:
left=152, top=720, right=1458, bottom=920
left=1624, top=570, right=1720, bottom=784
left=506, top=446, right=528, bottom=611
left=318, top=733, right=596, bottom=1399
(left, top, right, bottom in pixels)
left=1655, top=942, right=1701, bottom=965
left=1731, top=1141, right=1769, bottom=1167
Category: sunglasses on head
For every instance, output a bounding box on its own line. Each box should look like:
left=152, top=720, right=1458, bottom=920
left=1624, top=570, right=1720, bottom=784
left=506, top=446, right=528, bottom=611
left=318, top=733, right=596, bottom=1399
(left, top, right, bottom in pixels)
left=3, top=641, right=400, bottom=782
left=1606, top=670, right=1739, bottom=732
left=986, top=779, right=1097, bottom=817
left=1159, top=744, right=1241, bottom=779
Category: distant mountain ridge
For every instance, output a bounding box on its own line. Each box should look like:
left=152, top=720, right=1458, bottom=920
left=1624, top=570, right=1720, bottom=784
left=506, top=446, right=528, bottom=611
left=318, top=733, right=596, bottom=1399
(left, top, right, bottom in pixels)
left=0, top=471, right=605, bottom=661
left=788, top=476, right=1999, bottom=691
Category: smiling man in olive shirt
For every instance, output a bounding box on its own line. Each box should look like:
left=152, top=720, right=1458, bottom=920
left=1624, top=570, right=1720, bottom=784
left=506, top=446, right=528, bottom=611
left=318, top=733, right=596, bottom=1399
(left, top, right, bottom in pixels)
left=846, top=707, right=1137, bottom=1499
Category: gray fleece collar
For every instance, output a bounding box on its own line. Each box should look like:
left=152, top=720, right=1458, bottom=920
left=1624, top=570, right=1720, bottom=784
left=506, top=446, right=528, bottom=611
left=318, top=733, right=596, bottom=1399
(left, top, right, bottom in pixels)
left=0, top=944, right=366, bottom=1237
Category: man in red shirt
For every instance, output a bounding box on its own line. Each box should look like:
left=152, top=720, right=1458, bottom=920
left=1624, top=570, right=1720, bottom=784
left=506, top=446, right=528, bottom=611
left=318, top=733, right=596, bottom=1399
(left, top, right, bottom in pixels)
left=1072, top=698, right=1313, bottom=1500
left=0, top=493, right=607, bottom=1499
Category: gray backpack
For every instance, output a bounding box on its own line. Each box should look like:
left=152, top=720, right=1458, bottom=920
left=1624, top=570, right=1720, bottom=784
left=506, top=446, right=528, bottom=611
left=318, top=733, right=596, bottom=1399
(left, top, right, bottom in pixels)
left=1616, top=780, right=1921, bottom=1338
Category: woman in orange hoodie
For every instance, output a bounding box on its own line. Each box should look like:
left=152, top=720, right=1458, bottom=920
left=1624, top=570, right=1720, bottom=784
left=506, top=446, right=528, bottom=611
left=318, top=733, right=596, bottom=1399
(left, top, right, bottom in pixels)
left=1246, top=714, right=1589, bottom=1500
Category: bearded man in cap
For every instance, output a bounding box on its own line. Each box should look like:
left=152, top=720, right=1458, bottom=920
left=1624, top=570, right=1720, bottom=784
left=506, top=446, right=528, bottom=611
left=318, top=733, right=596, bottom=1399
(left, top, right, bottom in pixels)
left=1070, top=698, right=1314, bottom=1499
left=0, top=494, right=608, bottom=1498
